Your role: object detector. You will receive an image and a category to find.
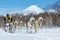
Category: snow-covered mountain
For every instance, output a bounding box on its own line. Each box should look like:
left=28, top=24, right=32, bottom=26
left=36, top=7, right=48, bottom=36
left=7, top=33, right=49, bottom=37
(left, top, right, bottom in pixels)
left=5, top=5, right=58, bottom=16
left=22, top=5, right=44, bottom=15
left=3, top=5, right=58, bottom=16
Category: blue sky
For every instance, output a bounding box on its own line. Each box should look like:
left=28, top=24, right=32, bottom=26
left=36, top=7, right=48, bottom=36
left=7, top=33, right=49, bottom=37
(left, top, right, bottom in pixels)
left=0, top=0, right=58, bottom=15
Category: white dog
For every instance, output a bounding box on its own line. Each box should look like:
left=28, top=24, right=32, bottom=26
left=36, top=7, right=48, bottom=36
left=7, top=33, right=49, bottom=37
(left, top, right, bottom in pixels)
left=27, top=17, right=35, bottom=33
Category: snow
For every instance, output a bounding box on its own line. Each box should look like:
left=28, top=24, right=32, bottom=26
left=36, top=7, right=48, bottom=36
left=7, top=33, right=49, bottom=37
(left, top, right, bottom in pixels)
left=22, top=5, right=44, bottom=15
left=23, top=13, right=29, bottom=16
left=46, top=9, right=57, bottom=13
left=0, top=27, right=60, bottom=40
left=48, top=9, right=55, bottom=12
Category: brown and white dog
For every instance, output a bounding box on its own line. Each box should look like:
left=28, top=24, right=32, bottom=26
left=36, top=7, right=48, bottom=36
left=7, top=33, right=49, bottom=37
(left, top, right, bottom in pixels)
left=18, top=21, right=24, bottom=29
left=38, top=17, right=43, bottom=27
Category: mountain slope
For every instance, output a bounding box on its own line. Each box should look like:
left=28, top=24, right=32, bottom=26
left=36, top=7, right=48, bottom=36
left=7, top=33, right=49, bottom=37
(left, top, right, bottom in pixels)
left=22, top=5, right=44, bottom=15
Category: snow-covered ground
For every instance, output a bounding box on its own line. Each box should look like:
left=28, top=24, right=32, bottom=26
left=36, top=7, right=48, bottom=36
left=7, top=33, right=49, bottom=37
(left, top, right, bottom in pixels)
left=0, top=27, right=60, bottom=40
